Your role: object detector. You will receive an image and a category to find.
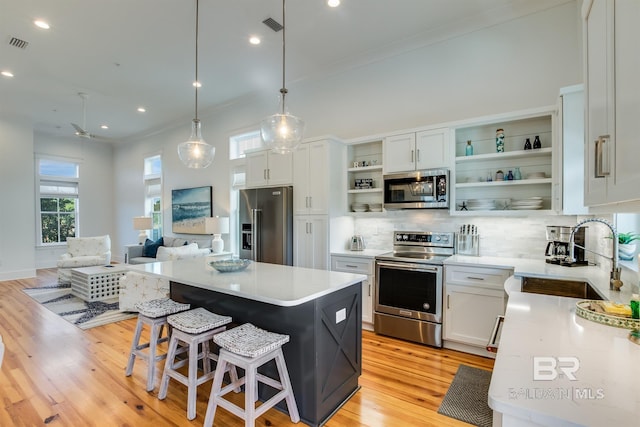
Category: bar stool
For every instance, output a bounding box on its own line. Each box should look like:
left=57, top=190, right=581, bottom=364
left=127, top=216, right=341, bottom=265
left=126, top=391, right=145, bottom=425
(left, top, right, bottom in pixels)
left=158, top=307, right=233, bottom=420
left=204, top=323, right=300, bottom=427
left=125, top=298, right=190, bottom=391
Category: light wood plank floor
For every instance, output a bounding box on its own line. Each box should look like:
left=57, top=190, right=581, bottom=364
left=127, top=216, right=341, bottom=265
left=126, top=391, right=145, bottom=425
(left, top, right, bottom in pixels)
left=0, top=269, right=494, bottom=426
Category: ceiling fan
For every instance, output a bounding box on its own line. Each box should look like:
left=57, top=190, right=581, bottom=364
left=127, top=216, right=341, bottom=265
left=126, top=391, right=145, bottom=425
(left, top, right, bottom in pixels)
left=71, top=92, right=107, bottom=140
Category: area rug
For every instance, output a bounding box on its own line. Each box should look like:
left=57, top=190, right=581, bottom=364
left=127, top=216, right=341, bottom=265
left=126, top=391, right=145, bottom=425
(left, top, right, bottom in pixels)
left=437, top=364, right=492, bottom=427
left=22, top=283, right=136, bottom=330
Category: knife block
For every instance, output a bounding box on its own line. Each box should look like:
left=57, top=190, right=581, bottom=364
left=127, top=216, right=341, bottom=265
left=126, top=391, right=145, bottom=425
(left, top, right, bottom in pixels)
left=456, top=234, right=479, bottom=256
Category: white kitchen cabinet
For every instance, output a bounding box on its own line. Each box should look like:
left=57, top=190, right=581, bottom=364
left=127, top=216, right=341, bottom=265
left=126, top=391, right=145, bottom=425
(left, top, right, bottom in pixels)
left=245, top=149, right=293, bottom=188
left=443, top=264, right=511, bottom=357
left=583, top=0, right=640, bottom=206
left=331, top=255, right=375, bottom=329
left=383, top=128, right=450, bottom=173
left=294, top=215, right=328, bottom=270
left=450, top=107, right=556, bottom=215
left=293, top=139, right=343, bottom=215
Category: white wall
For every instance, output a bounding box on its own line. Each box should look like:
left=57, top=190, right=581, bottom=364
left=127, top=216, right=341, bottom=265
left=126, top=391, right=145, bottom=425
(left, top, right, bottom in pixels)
left=33, top=134, right=115, bottom=268
left=113, top=2, right=582, bottom=261
left=0, top=115, right=36, bottom=280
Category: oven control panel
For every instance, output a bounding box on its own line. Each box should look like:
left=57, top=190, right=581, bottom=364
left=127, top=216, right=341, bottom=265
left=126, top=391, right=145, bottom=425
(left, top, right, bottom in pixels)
left=393, top=231, right=454, bottom=247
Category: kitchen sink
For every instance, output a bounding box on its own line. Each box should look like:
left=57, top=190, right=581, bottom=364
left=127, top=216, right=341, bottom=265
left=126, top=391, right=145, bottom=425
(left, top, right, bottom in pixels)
left=521, top=276, right=605, bottom=300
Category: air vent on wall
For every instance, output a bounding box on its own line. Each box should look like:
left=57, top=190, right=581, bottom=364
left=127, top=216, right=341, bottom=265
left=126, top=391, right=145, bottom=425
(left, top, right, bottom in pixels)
left=262, top=17, right=283, bottom=32
left=8, top=36, right=29, bottom=49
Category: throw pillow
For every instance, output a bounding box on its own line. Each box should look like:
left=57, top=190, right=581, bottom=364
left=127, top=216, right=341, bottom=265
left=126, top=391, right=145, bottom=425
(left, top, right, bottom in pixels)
left=156, top=243, right=200, bottom=261
left=142, top=237, right=164, bottom=257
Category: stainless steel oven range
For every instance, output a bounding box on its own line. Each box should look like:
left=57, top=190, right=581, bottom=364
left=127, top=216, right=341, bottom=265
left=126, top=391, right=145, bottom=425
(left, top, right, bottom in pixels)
left=374, top=231, right=455, bottom=347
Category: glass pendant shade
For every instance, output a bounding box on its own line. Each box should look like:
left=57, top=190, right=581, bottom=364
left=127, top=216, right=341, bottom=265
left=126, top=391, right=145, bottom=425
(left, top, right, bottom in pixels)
left=177, top=119, right=215, bottom=169
left=260, top=112, right=305, bottom=154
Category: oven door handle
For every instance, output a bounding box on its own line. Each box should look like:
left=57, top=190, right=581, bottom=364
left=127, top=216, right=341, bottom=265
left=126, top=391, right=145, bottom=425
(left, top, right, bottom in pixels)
left=486, top=315, right=505, bottom=353
left=376, top=261, right=439, bottom=272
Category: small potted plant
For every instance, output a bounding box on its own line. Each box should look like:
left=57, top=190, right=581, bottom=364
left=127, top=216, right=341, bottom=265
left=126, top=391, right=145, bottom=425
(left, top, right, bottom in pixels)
left=616, top=232, right=640, bottom=260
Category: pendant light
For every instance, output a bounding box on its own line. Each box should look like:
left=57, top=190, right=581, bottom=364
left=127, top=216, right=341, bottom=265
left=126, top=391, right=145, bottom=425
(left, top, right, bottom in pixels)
left=260, top=0, right=304, bottom=154
left=178, top=0, right=215, bottom=168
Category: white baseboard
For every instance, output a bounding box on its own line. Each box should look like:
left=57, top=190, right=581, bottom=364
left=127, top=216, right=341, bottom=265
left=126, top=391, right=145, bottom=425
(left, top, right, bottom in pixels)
left=443, top=340, right=496, bottom=359
left=0, top=268, right=37, bottom=281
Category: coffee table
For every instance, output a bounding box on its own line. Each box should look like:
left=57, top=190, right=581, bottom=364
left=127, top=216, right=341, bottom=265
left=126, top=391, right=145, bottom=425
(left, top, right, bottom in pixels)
left=71, top=265, right=129, bottom=302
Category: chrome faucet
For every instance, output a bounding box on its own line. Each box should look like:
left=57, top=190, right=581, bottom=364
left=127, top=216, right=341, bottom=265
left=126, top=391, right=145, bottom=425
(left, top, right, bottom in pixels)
left=569, top=218, right=623, bottom=291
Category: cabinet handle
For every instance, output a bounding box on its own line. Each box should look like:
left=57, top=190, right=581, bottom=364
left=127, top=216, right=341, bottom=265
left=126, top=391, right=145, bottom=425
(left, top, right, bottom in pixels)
left=309, top=222, right=312, bottom=234
left=595, top=135, right=610, bottom=178
left=368, top=284, right=371, bottom=297
left=263, top=169, right=267, bottom=180
left=466, top=276, right=485, bottom=281
left=345, top=264, right=358, bottom=268
left=447, top=294, right=450, bottom=309
left=267, top=169, right=271, bottom=180
left=411, top=150, right=414, bottom=163
left=308, top=196, right=312, bottom=208
left=416, top=149, right=420, bottom=162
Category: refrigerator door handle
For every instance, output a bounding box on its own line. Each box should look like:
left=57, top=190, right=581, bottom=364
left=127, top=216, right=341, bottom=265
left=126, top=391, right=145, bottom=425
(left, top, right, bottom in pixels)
left=251, top=208, right=262, bottom=261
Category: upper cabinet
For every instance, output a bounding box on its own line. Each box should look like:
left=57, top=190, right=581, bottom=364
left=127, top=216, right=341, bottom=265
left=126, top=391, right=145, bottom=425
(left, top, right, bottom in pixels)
left=450, top=107, right=556, bottom=215
left=346, top=139, right=384, bottom=213
left=293, top=138, right=344, bottom=215
left=583, top=0, right=640, bottom=206
left=245, top=149, right=293, bottom=188
left=383, top=128, right=450, bottom=174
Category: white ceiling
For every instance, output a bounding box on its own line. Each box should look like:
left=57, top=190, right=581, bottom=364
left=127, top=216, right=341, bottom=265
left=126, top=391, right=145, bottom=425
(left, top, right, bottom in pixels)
left=0, top=0, right=572, bottom=143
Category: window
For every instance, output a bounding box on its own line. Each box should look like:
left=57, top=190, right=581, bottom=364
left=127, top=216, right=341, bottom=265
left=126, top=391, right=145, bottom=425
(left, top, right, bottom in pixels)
left=37, top=157, right=80, bottom=245
left=144, top=155, right=163, bottom=240
left=229, top=130, right=263, bottom=160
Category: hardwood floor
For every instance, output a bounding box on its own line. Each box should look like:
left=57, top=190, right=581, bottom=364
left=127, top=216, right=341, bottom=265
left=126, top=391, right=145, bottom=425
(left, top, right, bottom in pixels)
left=0, top=269, right=494, bottom=426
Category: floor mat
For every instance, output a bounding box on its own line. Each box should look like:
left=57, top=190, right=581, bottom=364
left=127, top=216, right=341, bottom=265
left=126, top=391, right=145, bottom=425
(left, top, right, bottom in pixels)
left=437, top=364, right=493, bottom=427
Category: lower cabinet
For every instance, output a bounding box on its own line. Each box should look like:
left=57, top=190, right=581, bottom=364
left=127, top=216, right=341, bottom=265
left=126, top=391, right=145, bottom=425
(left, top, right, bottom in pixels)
left=443, top=264, right=511, bottom=357
left=331, top=255, right=374, bottom=330
left=294, top=215, right=329, bottom=270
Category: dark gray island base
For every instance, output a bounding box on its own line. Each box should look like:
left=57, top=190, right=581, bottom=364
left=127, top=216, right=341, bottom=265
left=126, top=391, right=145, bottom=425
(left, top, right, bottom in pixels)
left=170, top=280, right=362, bottom=426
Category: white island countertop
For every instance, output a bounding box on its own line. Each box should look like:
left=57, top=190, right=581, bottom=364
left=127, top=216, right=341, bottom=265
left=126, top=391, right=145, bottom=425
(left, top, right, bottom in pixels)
left=488, top=290, right=640, bottom=427
left=130, top=257, right=367, bottom=307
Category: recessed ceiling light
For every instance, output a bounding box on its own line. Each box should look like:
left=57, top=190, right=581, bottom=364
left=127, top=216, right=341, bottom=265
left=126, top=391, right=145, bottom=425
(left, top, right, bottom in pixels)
left=1, top=71, right=14, bottom=77
left=137, top=107, right=146, bottom=113
left=327, top=0, right=340, bottom=7
left=193, top=81, right=202, bottom=88
left=249, top=36, right=261, bottom=45
left=100, top=125, right=109, bottom=129
left=34, top=20, right=50, bottom=29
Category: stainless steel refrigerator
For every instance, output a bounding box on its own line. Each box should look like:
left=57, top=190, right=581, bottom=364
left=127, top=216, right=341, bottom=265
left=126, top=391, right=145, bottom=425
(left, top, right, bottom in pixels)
left=239, top=186, right=293, bottom=265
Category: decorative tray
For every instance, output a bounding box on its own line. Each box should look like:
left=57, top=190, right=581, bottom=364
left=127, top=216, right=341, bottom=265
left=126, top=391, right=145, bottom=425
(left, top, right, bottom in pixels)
left=575, top=300, right=640, bottom=329
left=209, top=259, right=251, bottom=273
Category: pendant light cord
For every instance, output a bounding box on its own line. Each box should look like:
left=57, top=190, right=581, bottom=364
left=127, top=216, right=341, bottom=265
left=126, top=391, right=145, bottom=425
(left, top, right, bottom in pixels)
left=195, top=0, right=200, bottom=120
left=280, top=0, right=287, bottom=114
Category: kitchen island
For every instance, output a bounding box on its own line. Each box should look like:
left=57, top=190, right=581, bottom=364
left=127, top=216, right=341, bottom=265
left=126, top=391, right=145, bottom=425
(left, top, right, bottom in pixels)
left=133, top=257, right=367, bottom=427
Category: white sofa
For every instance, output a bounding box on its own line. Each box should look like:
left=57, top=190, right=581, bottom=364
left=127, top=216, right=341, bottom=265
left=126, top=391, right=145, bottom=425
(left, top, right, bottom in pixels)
left=126, top=236, right=210, bottom=264
left=57, top=235, right=111, bottom=283
left=118, top=271, right=170, bottom=312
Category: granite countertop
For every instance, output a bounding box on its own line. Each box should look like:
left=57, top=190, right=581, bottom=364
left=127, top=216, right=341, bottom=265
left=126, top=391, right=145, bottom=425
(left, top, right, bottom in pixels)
left=130, top=257, right=366, bottom=307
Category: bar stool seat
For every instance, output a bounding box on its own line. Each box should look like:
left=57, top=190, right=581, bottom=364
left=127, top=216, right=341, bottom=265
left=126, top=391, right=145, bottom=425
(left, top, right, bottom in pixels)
left=125, top=298, right=190, bottom=391
left=204, top=323, right=300, bottom=427
left=158, top=307, right=233, bottom=420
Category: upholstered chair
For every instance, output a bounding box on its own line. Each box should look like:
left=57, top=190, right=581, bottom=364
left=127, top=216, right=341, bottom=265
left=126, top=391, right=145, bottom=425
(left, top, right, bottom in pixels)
left=56, top=235, right=111, bottom=283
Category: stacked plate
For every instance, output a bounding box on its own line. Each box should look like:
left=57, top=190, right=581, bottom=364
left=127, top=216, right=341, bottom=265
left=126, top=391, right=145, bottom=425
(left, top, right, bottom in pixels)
left=510, top=197, right=544, bottom=210
left=466, top=199, right=496, bottom=211
left=351, top=203, right=369, bottom=212
left=369, top=203, right=383, bottom=212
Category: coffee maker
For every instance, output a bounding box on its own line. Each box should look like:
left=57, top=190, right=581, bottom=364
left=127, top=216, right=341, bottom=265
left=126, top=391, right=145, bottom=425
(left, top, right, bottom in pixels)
left=545, top=225, right=587, bottom=266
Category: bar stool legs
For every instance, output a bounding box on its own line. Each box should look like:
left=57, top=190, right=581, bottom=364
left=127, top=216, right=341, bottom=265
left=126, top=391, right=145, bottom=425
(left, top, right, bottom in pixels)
left=125, top=314, right=169, bottom=391
left=204, top=323, right=300, bottom=427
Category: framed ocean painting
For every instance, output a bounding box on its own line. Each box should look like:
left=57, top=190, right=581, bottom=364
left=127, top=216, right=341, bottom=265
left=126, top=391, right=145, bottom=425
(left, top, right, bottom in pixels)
left=171, top=186, right=212, bottom=234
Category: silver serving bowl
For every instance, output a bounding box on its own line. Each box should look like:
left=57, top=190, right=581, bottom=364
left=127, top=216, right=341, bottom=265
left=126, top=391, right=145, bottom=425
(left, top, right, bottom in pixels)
left=209, top=259, right=251, bottom=273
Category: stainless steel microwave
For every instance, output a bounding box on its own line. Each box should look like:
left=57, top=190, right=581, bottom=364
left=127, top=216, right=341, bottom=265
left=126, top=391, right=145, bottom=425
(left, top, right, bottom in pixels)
left=383, top=169, right=449, bottom=209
